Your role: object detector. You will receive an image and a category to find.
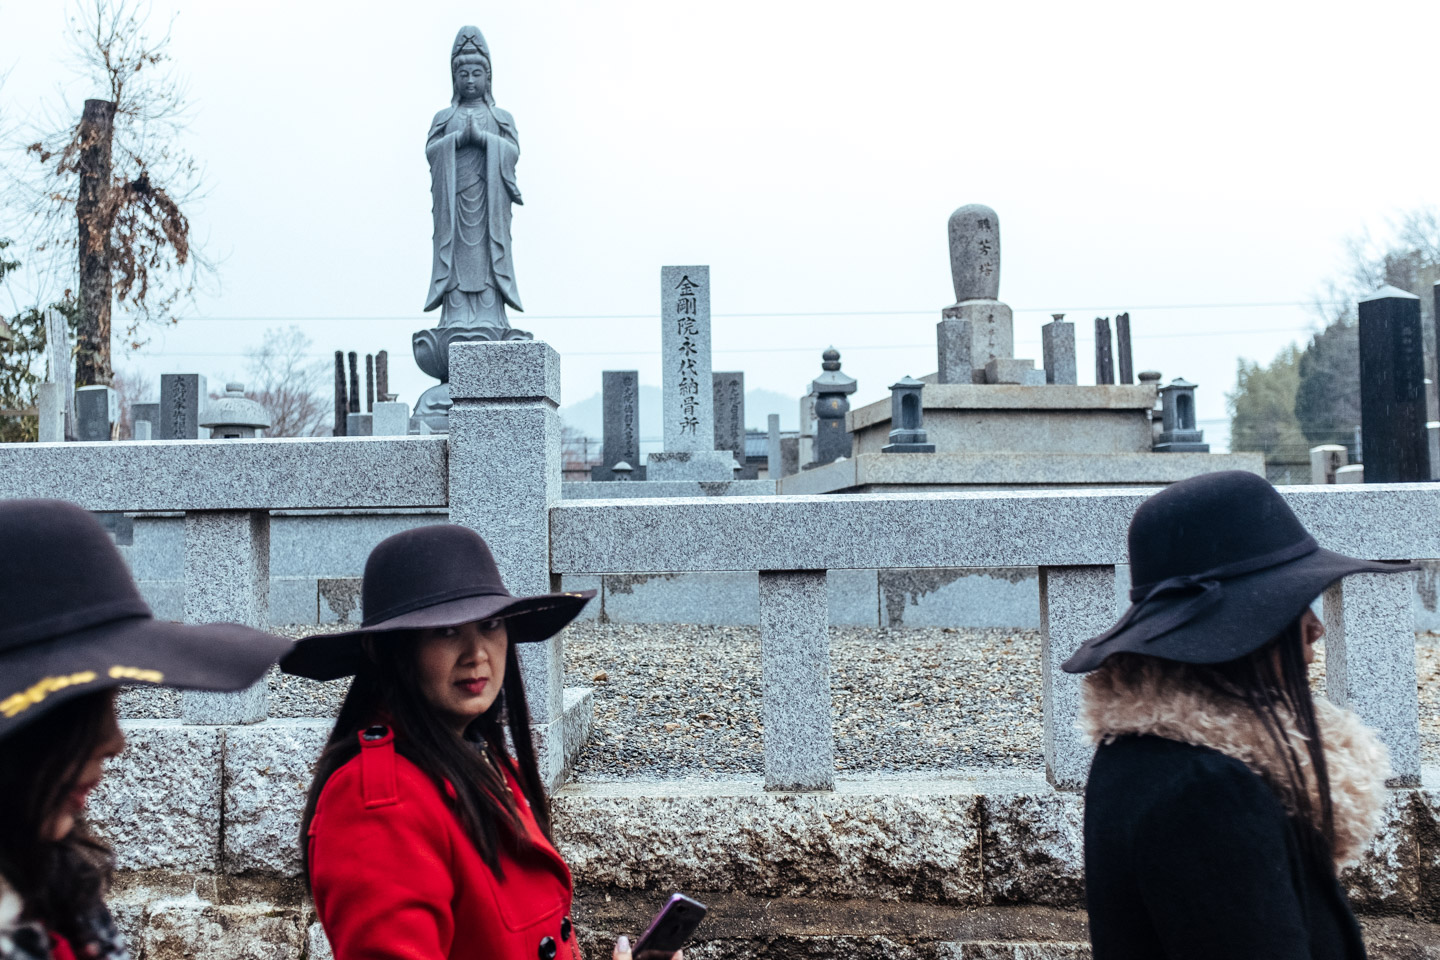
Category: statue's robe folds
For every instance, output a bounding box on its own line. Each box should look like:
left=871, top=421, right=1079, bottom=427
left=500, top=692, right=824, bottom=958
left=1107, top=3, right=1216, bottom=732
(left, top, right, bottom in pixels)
left=424, top=104, right=523, bottom=322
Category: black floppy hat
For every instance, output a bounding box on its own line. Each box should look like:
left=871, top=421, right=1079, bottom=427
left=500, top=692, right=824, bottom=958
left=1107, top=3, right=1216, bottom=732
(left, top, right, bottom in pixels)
left=1062, top=471, right=1416, bottom=673
left=280, top=524, right=593, bottom=681
left=0, top=499, right=293, bottom=740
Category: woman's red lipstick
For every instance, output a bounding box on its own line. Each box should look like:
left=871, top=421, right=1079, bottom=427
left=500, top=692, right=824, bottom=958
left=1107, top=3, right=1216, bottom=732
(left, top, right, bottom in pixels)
left=456, top=678, right=488, bottom=696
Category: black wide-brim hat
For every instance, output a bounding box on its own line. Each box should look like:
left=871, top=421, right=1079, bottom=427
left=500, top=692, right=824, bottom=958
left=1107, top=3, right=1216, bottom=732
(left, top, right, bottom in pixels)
left=281, top=524, right=593, bottom=681
left=1063, top=471, right=1416, bottom=673
left=0, top=499, right=293, bottom=740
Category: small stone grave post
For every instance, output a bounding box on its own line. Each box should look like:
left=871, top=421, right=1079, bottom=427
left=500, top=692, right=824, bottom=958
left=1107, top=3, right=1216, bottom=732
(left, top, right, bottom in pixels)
left=713, top=371, right=748, bottom=477
left=1115, top=312, right=1134, bottom=384
left=594, top=371, right=641, bottom=482
left=1359, top=285, right=1430, bottom=483
left=1310, top=444, right=1348, bottom=484
left=333, top=351, right=348, bottom=436
left=1042, top=314, right=1077, bottom=385
left=936, top=318, right=973, bottom=384
left=1094, top=318, right=1115, bottom=385
left=766, top=413, right=782, bottom=478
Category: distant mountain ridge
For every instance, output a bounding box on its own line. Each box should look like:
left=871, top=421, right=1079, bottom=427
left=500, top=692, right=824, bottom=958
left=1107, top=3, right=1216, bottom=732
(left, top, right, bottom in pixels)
left=560, top=385, right=798, bottom=440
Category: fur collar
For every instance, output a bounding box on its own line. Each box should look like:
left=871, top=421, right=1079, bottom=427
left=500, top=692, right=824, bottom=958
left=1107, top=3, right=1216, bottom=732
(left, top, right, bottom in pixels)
left=1080, top=657, right=1389, bottom=866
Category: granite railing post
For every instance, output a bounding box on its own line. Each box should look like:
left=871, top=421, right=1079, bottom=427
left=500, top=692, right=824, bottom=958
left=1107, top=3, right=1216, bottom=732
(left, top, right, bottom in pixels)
left=447, top=340, right=569, bottom=785
left=1040, top=565, right=1116, bottom=790
left=1323, top=570, right=1421, bottom=786
left=179, top=511, right=271, bottom=724
left=759, top=570, right=834, bottom=791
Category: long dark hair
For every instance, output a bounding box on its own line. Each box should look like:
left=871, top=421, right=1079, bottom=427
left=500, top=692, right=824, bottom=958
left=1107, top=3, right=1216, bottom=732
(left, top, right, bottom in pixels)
left=1187, top=616, right=1336, bottom=870
left=299, top=634, right=550, bottom=881
left=0, top=692, right=116, bottom=940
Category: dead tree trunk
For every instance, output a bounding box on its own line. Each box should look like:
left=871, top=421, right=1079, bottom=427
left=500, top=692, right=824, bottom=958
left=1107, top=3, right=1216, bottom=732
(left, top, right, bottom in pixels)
left=76, top=98, right=116, bottom=387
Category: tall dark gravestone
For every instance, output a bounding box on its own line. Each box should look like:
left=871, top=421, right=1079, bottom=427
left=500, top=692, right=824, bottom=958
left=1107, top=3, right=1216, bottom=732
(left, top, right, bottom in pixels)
left=1359, top=286, right=1430, bottom=483
left=1115, top=312, right=1134, bottom=384
left=158, top=374, right=207, bottom=440
left=1094, top=317, right=1115, bottom=385
left=713, top=371, right=752, bottom=479
left=593, top=370, right=642, bottom=482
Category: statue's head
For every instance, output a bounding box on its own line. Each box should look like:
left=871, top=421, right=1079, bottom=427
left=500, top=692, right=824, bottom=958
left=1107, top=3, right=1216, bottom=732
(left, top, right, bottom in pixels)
left=451, top=26, right=494, bottom=105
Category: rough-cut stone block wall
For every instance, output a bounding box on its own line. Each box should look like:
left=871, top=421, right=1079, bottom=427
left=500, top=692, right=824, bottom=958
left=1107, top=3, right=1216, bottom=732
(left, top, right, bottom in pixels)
left=87, top=723, right=1440, bottom=956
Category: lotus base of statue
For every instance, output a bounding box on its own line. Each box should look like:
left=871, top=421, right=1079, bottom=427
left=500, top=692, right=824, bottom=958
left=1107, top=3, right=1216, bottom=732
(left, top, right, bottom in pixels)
left=412, top=323, right=533, bottom=432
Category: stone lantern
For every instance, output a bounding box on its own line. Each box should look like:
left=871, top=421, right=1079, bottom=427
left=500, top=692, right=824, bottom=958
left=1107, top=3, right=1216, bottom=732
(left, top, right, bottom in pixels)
left=1155, top=378, right=1208, bottom=452
left=810, top=346, right=857, bottom=466
left=200, top=383, right=272, bottom=439
left=611, top=461, right=634, bottom=481
left=882, top=376, right=935, bottom=453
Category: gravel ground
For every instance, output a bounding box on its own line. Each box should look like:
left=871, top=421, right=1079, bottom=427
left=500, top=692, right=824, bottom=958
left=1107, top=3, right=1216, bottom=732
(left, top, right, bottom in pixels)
left=117, top=623, right=1440, bottom=782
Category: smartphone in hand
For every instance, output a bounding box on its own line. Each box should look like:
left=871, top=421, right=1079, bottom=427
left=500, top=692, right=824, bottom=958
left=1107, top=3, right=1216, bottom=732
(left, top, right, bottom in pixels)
left=632, top=893, right=707, bottom=959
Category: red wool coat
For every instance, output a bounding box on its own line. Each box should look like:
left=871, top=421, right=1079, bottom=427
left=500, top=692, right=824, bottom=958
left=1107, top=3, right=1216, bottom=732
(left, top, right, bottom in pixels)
left=307, top=727, right=583, bottom=960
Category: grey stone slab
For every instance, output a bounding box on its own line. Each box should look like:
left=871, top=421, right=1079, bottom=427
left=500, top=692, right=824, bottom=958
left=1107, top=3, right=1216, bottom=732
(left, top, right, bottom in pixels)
left=1041, top=320, right=1077, bottom=386
left=0, top=436, right=449, bottom=511
left=985, top=358, right=1038, bottom=385
left=345, top=412, right=373, bottom=436
left=318, top=577, right=363, bottom=623
left=137, top=581, right=185, bottom=622
left=645, top=450, right=738, bottom=480
left=448, top=340, right=563, bottom=724
left=562, top=686, right=595, bottom=785
left=596, top=371, right=641, bottom=481
left=1094, top=318, right=1114, bottom=385
left=180, top=511, right=270, bottom=725
left=1040, top=566, right=1116, bottom=790
left=759, top=571, right=834, bottom=791
left=880, top=567, right=1040, bottom=629
left=1021, top=369, right=1047, bottom=387
left=776, top=452, right=1266, bottom=495
left=937, top=318, right=974, bottom=385
left=131, top=421, right=152, bottom=441
left=1312, top=444, right=1349, bottom=484
left=131, top=402, right=159, bottom=431
left=90, top=721, right=222, bottom=870
left=270, top=577, right=318, bottom=625
left=780, top=436, right=799, bottom=477
left=601, top=570, right=761, bottom=624
left=372, top=400, right=410, bottom=437
left=828, top=568, right=880, bottom=626
left=552, top=778, right=984, bottom=902
left=661, top=265, right=713, bottom=451
left=269, top=511, right=448, bottom=577
left=222, top=719, right=328, bottom=876
left=943, top=300, right=1013, bottom=375
left=848, top=385, right=1159, bottom=430
left=158, top=374, right=207, bottom=440
left=561, top=480, right=777, bottom=503
left=75, top=385, right=116, bottom=441
left=1324, top=572, right=1422, bottom=786
left=126, top=515, right=185, bottom=580
left=36, top=382, right=65, bottom=442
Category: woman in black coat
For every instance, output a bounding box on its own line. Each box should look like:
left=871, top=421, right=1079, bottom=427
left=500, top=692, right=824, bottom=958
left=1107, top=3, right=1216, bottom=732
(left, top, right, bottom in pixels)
left=1062, top=472, right=1404, bottom=960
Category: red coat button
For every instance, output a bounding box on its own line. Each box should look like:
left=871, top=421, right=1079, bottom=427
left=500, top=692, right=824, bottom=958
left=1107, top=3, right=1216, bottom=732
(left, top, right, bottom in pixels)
left=560, top=917, right=572, bottom=941
left=538, top=936, right=557, bottom=960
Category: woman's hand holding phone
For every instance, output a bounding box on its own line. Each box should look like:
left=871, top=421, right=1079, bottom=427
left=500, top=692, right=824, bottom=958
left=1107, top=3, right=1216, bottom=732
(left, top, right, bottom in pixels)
left=612, top=936, right=681, bottom=960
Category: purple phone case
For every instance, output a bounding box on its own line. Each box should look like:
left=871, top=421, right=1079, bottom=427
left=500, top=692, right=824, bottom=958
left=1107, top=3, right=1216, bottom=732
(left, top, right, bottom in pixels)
left=633, top=893, right=707, bottom=955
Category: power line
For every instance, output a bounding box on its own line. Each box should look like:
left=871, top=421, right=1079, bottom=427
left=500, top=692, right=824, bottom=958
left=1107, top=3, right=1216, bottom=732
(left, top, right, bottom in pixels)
left=172, top=301, right=1340, bottom=324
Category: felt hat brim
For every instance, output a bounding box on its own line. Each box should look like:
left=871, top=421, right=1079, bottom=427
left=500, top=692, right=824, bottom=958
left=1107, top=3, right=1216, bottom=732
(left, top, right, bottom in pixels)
left=1062, top=548, right=1415, bottom=674
left=280, top=589, right=594, bottom=682
left=1, top=617, right=293, bottom=740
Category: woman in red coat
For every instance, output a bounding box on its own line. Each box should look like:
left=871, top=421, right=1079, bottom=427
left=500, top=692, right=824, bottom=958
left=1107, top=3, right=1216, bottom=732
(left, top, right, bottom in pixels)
left=285, top=525, right=674, bottom=960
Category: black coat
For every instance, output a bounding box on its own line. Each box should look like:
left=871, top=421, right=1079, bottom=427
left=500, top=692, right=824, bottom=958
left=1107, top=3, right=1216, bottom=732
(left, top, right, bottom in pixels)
left=1083, top=734, right=1365, bottom=960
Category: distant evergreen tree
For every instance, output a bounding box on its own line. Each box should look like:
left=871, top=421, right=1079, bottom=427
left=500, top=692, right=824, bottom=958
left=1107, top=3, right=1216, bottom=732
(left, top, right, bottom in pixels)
left=1228, top=346, right=1311, bottom=482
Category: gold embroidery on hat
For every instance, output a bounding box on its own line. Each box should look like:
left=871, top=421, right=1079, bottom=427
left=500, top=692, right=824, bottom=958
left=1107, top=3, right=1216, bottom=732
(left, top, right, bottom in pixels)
left=1, top=671, right=100, bottom=718
left=109, top=666, right=164, bottom=683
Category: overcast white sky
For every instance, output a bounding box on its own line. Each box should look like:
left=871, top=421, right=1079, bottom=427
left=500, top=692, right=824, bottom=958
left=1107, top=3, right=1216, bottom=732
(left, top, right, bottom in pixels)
left=2, top=0, right=1438, bottom=449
